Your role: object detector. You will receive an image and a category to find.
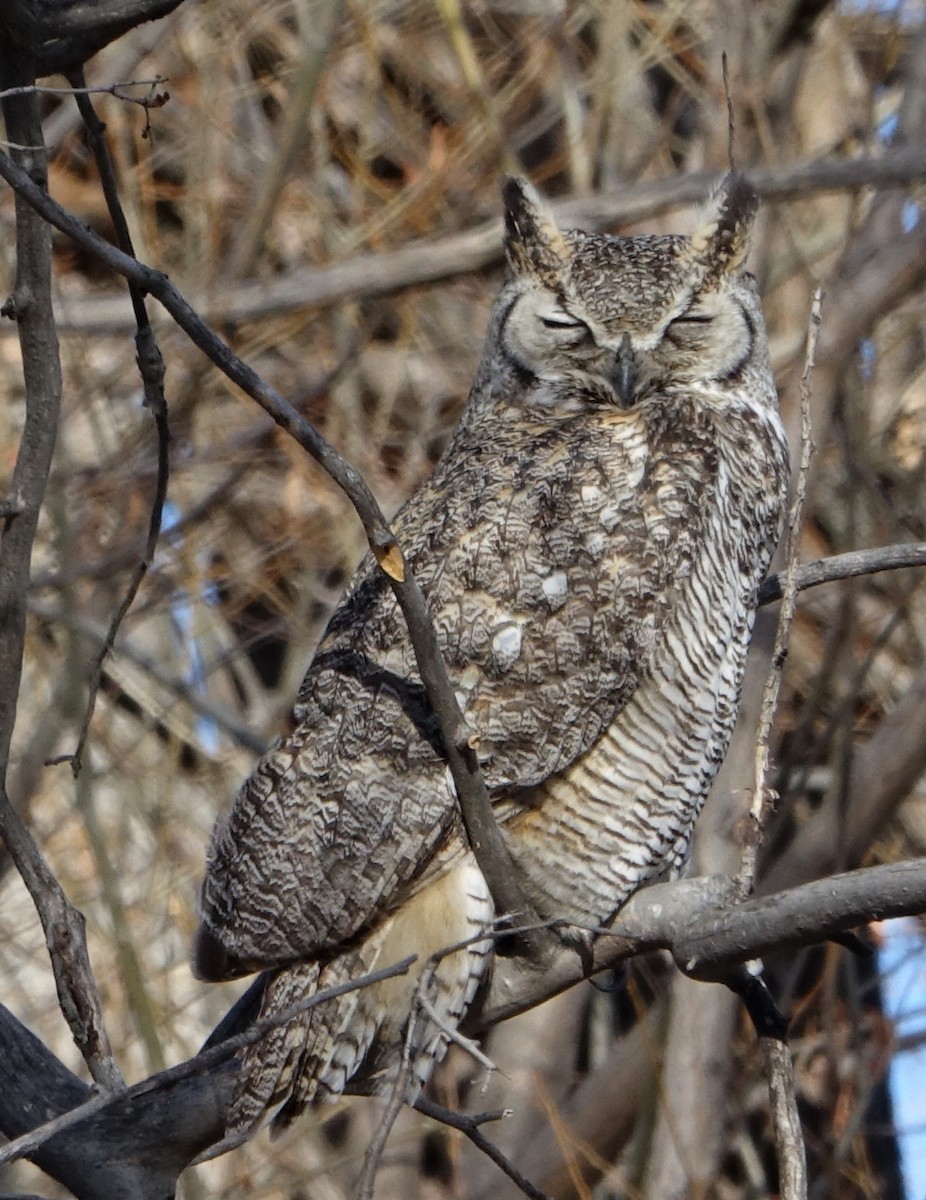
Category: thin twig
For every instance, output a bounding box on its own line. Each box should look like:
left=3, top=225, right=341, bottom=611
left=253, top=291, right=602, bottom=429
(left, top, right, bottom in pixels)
left=727, top=971, right=806, bottom=1198
left=356, top=975, right=421, bottom=1200
left=356, top=933, right=500, bottom=1199
left=29, top=595, right=267, bottom=753
left=0, top=77, right=169, bottom=106
left=736, top=288, right=822, bottom=900
left=722, top=51, right=736, bottom=172
left=416, top=989, right=497, bottom=1075
left=416, top=1096, right=551, bottom=1200
left=64, top=69, right=171, bottom=776
left=760, top=1037, right=808, bottom=1200
left=226, top=3, right=344, bottom=279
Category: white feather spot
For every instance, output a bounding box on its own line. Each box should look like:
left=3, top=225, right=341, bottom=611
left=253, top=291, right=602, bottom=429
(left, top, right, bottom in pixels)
left=458, top=662, right=482, bottom=690
left=541, top=571, right=568, bottom=602
left=585, top=530, right=606, bottom=557
left=580, top=484, right=601, bottom=505
left=491, top=623, right=523, bottom=671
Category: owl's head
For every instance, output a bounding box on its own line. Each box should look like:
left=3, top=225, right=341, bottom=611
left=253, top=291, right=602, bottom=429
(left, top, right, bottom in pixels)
left=499, top=174, right=771, bottom=410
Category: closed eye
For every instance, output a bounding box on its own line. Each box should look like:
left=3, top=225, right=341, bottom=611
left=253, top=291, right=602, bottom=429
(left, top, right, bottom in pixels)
left=664, top=312, right=714, bottom=346
left=540, top=314, right=591, bottom=331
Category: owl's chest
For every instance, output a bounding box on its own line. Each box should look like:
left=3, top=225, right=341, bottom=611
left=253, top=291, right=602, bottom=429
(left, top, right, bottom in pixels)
left=454, top=402, right=779, bottom=604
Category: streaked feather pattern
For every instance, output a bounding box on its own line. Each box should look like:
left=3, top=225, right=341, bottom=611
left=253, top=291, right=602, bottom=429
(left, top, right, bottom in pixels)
left=196, top=174, right=789, bottom=1136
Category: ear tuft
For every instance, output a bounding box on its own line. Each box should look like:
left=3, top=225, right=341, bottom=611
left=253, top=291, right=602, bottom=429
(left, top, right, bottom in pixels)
left=502, top=176, right=570, bottom=285
left=689, top=172, right=758, bottom=280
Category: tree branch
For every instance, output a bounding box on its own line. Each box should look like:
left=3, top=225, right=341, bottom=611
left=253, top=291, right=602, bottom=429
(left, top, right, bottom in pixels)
left=415, top=1098, right=552, bottom=1200
left=0, top=128, right=545, bottom=957
left=738, top=287, right=821, bottom=897
left=25, top=146, right=926, bottom=335
left=0, top=46, right=123, bottom=1096
left=759, top=543, right=926, bottom=605
left=2, top=860, right=923, bottom=1198
left=64, top=66, right=171, bottom=776
left=0, top=0, right=185, bottom=77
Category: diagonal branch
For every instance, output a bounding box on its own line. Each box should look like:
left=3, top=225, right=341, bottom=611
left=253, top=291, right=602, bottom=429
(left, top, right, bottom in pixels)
left=0, top=141, right=545, bottom=958
left=415, top=1097, right=552, bottom=1200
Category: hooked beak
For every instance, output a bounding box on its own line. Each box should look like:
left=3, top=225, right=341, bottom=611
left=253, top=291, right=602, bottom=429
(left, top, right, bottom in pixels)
left=611, top=332, right=637, bottom=408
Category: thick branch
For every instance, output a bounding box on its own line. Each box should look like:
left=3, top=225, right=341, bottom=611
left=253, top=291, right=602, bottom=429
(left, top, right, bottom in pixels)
left=1, top=860, right=923, bottom=1198
left=0, top=0, right=185, bottom=77
left=474, top=859, right=926, bottom=1026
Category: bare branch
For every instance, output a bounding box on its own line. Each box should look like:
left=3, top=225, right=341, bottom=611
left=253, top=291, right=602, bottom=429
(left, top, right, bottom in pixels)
left=29, top=596, right=268, bottom=753
left=0, top=954, right=416, bottom=1172
left=0, top=861, right=923, bottom=1195
left=415, top=1097, right=551, bottom=1200
left=738, top=287, right=822, bottom=897
left=28, top=147, right=926, bottom=335
left=759, top=543, right=926, bottom=605
left=356, top=980, right=420, bottom=1200
left=64, top=67, right=171, bottom=776
left=761, top=669, right=926, bottom=892
left=0, top=48, right=123, bottom=1095
left=760, top=1037, right=808, bottom=1200
left=476, top=859, right=926, bottom=1027
left=722, top=51, right=736, bottom=172
left=0, top=135, right=545, bottom=956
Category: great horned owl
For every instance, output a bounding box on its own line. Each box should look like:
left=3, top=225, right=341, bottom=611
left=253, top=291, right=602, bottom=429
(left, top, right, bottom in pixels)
left=195, top=174, right=790, bottom=1136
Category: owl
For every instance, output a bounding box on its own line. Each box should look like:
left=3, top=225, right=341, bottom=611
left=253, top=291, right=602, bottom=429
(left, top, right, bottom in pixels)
left=195, top=173, right=790, bottom=1137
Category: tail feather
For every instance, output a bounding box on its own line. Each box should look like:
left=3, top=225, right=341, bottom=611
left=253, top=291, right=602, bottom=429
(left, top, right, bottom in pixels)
left=226, top=856, right=494, bottom=1138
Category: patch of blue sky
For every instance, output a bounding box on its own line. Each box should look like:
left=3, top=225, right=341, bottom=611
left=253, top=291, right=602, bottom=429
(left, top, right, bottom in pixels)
left=881, top=917, right=926, bottom=1200
left=902, top=199, right=920, bottom=232
left=162, top=501, right=221, bottom=755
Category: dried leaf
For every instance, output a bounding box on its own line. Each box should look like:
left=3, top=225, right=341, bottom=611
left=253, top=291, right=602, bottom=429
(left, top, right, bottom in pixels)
left=375, top=541, right=405, bottom=582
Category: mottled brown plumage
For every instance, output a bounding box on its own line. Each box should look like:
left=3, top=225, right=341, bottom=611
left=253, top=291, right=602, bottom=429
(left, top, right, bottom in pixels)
left=195, top=174, right=790, bottom=1136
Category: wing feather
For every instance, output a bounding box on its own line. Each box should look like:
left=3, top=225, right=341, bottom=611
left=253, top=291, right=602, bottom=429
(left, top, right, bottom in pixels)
left=196, top=401, right=718, bottom=976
